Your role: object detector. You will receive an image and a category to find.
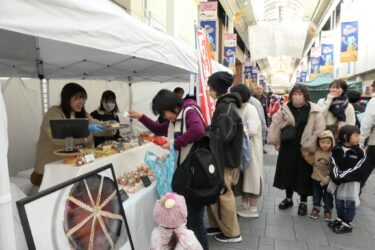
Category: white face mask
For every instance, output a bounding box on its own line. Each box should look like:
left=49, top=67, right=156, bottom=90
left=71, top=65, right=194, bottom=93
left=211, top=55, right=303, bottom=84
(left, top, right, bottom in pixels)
left=103, top=103, right=116, bottom=112
left=292, top=96, right=305, bottom=107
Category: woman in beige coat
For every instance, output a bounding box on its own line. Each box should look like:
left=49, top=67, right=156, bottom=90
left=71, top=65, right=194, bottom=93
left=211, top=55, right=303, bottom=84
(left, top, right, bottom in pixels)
left=231, top=84, right=263, bottom=218
left=268, top=85, right=325, bottom=216
left=30, top=83, right=110, bottom=186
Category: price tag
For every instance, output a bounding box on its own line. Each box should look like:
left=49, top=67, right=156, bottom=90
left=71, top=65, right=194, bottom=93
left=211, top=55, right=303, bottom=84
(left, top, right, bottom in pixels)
left=84, top=153, right=95, bottom=163
left=119, top=189, right=129, bottom=202
left=142, top=176, right=152, bottom=187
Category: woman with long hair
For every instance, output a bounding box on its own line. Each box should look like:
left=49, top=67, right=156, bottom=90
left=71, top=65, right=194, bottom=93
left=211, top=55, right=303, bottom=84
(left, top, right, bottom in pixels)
left=30, top=83, right=107, bottom=186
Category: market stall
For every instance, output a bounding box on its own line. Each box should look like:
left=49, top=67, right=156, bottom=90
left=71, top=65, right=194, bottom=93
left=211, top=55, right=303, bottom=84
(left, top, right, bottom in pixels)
left=0, top=0, right=198, bottom=249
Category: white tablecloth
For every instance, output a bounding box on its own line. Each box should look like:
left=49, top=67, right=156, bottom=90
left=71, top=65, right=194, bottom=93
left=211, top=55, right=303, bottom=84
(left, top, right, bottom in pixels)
left=40, top=143, right=168, bottom=250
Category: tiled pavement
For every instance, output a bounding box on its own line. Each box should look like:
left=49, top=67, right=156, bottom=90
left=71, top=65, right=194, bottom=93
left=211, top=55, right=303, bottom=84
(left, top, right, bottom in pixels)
left=207, top=145, right=375, bottom=250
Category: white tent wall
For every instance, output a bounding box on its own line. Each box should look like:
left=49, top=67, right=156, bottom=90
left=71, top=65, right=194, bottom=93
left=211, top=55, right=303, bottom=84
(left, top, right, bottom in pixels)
left=1, top=78, right=42, bottom=176
left=0, top=85, right=16, bottom=249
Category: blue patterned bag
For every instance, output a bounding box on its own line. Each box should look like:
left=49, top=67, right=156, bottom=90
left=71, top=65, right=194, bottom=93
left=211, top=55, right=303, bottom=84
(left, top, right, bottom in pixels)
left=144, top=142, right=175, bottom=197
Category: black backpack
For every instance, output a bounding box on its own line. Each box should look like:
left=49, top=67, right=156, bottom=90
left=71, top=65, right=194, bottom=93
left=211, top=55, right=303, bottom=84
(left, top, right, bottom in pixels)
left=171, top=107, right=224, bottom=206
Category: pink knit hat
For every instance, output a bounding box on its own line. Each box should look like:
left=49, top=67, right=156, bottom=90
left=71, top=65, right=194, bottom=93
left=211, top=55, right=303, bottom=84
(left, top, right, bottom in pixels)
left=153, top=193, right=187, bottom=228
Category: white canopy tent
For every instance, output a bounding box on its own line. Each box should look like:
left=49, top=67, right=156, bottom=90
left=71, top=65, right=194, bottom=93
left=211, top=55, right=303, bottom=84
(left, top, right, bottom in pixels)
left=0, top=0, right=233, bottom=249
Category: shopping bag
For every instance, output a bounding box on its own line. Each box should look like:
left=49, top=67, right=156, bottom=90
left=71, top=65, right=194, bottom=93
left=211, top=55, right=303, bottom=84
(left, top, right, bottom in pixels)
left=144, top=141, right=175, bottom=197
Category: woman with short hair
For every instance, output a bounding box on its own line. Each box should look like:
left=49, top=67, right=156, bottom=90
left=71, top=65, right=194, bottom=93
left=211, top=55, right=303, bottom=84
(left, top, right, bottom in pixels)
left=91, top=90, right=122, bottom=146
left=128, top=89, right=207, bottom=249
left=268, top=85, right=325, bottom=216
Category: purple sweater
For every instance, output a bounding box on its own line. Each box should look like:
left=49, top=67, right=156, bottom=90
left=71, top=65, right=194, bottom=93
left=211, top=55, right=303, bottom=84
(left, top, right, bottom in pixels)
left=139, top=99, right=205, bottom=150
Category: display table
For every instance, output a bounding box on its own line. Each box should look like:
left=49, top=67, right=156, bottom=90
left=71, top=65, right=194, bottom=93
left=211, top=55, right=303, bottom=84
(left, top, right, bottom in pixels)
left=40, top=143, right=168, bottom=250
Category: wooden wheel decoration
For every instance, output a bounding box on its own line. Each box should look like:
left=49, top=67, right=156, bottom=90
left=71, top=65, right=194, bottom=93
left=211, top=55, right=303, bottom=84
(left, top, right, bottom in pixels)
left=64, top=174, right=123, bottom=250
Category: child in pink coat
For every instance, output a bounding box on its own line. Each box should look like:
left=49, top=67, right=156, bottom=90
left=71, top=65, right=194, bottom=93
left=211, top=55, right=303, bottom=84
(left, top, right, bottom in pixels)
left=150, top=193, right=203, bottom=250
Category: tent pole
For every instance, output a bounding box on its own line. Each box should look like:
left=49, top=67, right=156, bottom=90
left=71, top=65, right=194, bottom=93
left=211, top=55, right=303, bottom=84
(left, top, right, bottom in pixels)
left=0, top=90, right=17, bottom=250
left=128, top=76, right=133, bottom=135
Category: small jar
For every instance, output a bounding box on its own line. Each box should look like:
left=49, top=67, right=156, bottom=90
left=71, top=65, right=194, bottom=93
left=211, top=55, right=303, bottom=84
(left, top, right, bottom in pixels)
left=128, top=178, right=135, bottom=187
left=135, top=174, right=141, bottom=183
left=118, top=177, right=128, bottom=186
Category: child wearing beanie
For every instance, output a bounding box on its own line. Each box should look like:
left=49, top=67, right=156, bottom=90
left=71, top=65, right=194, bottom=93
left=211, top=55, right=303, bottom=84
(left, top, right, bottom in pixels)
left=302, top=130, right=335, bottom=221
left=150, top=193, right=203, bottom=250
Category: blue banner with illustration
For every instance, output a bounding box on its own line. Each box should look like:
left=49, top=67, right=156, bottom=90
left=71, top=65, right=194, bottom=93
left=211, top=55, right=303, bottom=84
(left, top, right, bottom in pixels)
left=310, top=57, right=320, bottom=80
left=341, top=21, right=358, bottom=62
left=300, top=71, right=307, bottom=82
left=223, top=34, right=237, bottom=72
left=244, top=64, right=252, bottom=84
left=200, top=20, right=217, bottom=52
left=320, top=44, right=334, bottom=74
left=199, top=2, right=218, bottom=52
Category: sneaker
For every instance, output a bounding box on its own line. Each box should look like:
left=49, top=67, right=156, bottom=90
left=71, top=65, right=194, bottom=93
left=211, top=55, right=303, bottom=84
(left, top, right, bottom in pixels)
left=237, top=203, right=249, bottom=212
left=237, top=207, right=259, bottom=218
left=279, top=198, right=293, bottom=209
left=309, top=208, right=320, bottom=219
left=206, top=228, right=221, bottom=236
left=333, top=222, right=352, bottom=234
left=323, top=210, right=332, bottom=221
left=328, top=219, right=342, bottom=229
left=214, top=233, right=242, bottom=243
left=298, top=203, right=307, bottom=216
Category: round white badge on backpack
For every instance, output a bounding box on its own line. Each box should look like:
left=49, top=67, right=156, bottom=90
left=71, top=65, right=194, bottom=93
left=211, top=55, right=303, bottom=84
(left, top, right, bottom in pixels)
left=209, top=165, right=215, bottom=174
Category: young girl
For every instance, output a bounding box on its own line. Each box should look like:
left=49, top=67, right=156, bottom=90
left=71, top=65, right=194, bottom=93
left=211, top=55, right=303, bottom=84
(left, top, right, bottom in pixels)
left=328, top=125, right=366, bottom=234
left=150, top=193, right=203, bottom=250
left=302, top=130, right=335, bottom=221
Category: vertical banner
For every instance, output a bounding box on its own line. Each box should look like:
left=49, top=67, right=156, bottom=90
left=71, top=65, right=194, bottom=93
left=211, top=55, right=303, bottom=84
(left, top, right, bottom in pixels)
left=340, top=21, right=358, bottom=62
left=310, top=57, right=320, bottom=79
left=320, top=44, right=334, bottom=73
left=310, top=47, right=321, bottom=79
left=252, top=66, right=258, bottom=84
left=199, top=1, right=217, bottom=53
left=223, top=34, right=237, bottom=72
left=300, top=71, right=307, bottom=82
left=320, top=31, right=335, bottom=74
left=244, top=58, right=252, bottom=85
left=196, top=26, right=214, bottom=125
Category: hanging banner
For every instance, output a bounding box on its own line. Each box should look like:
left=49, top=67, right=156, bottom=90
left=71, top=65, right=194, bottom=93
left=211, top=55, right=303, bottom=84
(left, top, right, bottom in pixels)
left=244, top=58, right=252, bottom=85
left=251, top=66, right=258, bottom=84
left=310, top=47, right=321, bottom=58
left=196, top=26, right=214, bottom=124
left=300, top=71, right=307, bottom=82
left=223, top=34, right=237, bottom=72
left=320, top=31, right=335, bottom=74
left=199, top=1, right=217, bottom=52
left=310, top=57, right=320, bottom=79
left=340, top=21, right=358, bottom=62
left=320, top=44, right=334, bottom=74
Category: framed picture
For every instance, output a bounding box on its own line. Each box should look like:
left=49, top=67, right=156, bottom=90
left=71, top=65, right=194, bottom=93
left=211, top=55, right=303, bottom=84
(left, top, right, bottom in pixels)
left=17, top=164, right=134, bottom=250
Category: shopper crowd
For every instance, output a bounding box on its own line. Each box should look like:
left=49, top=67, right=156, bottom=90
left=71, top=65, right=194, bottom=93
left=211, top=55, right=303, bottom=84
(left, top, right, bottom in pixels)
left=147, top=73, right=374, bottom=249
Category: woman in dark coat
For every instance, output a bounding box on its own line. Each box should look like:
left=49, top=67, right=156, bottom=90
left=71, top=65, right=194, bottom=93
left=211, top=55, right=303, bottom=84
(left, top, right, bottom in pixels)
left=268, top=85, right=325, bottom=215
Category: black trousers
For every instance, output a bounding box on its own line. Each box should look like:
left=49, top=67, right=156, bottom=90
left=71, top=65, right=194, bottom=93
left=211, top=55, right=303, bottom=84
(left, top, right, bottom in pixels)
left=361, top=146, right=375, bottom=189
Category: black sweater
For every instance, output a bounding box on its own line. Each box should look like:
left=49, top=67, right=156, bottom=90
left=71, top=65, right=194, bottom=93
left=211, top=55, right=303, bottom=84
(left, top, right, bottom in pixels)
left=330, top=144, right=366, bottom=184
left=209, top=93, right=243, bottom=169
left=90, top=109, right=122, bottom=146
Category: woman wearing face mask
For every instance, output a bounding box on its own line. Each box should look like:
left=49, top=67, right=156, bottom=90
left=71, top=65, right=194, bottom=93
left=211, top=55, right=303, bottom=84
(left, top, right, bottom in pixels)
left=268, top=85, right=325, bottom=216
left=128, top=89, right=208, bottom=249
left=318, top=79, right=356, bottom=139
left=31, top=83, right=107, bottom=186
left=90, top=90, right=122, bottom=146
